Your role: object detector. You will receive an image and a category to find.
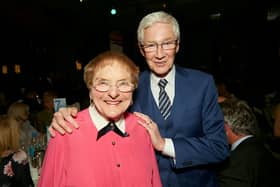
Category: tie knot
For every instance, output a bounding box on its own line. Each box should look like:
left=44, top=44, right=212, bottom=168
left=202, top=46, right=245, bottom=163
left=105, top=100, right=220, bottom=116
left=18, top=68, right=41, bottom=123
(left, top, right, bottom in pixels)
left=158, top=79, right=168, bottom=89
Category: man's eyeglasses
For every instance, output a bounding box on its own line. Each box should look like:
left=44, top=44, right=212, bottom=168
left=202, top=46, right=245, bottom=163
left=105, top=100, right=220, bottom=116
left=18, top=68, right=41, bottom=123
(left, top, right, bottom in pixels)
left=93, top=80, right=135, bottom=93
left=141, top=40, right=178, bottom=52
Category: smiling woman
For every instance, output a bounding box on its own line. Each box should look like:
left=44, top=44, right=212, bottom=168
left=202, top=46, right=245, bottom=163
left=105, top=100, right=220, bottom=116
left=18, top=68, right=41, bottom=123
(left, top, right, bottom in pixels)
left=38, top=51, right=162, bottom=187
left=85, top=51, right=138, bottom=122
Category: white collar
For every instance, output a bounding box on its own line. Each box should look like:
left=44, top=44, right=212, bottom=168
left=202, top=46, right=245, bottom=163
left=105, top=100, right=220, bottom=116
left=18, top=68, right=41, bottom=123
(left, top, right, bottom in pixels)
left=150, top=65, right=175, bottom=85
left=88, top=105, right=125, bottom=133
left=231, top=135, right=253, bottom=151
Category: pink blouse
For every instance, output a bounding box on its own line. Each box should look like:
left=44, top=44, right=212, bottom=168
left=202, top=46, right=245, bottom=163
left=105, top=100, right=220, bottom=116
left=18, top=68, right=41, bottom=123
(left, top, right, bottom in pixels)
left=38, top=109, right=162, bottom=187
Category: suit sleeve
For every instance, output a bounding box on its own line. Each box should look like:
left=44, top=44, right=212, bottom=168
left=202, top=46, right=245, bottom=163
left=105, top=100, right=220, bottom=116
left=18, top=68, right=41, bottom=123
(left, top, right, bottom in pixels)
left=173, top=76, right=229, bottom=169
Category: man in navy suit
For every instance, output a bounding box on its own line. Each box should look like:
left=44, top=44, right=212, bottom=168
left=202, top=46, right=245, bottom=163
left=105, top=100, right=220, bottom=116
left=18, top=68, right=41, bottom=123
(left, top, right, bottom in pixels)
left=49, top=11, right=229, bottom=187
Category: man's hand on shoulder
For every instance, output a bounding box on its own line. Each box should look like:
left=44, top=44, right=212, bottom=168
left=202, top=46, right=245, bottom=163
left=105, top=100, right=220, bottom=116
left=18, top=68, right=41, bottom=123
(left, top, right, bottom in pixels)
left=49, top=107, right=79, bottom=137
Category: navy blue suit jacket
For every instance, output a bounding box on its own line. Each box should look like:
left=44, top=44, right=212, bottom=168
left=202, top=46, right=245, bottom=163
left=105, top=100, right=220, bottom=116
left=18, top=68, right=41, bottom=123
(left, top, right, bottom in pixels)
left=131, top=65, right=229, bottom=187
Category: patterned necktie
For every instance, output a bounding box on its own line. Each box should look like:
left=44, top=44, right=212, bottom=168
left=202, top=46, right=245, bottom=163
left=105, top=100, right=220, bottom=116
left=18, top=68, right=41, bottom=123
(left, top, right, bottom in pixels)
left=96, top=121, right=129, bottom=140
left=158, top=79, right=172, bottom=120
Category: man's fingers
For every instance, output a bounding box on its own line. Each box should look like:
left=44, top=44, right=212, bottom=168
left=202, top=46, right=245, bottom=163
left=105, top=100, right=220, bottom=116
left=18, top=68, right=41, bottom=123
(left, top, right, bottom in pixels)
left=59, top=118, right=73, bottom=133
left=134, top=112, right=151, bottom=123
left=48, top=126, right=56, bottom=137
left=62, top=107, right=79, bottom=129
left=52, top=112, right=73, bottom=133
left=137, top=118, right=150, bottom=130
left=49, top=119, right=67, bottom=136
left=70, top=107, right=79, bottom=116
left=134, top=112, right=147, bottom=119
left=48, top=107, right=79, bottom=138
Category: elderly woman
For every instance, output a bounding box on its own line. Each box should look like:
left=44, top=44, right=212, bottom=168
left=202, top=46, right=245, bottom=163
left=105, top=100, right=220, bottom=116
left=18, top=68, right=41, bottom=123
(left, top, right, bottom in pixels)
left=38, top=51, right=162, bottom=187
left=0, top=115, right=34, bottom=187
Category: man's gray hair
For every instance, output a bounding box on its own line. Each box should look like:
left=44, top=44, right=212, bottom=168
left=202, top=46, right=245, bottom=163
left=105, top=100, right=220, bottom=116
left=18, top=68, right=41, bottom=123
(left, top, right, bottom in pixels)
left=137, top=11, right=180, bottom=43
left=220, top=99, right=259, bottom=135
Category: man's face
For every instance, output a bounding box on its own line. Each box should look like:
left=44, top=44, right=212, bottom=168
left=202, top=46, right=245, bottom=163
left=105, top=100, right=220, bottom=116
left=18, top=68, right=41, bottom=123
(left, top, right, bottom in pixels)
left=140, top=22, right=179, bottom=78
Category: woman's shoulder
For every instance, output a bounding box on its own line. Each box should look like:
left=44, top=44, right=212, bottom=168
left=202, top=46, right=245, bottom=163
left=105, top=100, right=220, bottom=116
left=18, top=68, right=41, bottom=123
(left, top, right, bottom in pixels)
left=76, top=108, right=90, bottom=120
left=124, top=112, right=149, bottom=133
left=72, top=108, right=93, bottom=127
left=124, top=112, right=137, bottom=122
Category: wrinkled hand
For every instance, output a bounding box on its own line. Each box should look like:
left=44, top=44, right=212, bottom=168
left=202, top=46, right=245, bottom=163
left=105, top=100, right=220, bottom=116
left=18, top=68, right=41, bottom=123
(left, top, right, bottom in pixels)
left=49, top=107, right=79, bottom=137
left=134, top=112, right=165, bottom=152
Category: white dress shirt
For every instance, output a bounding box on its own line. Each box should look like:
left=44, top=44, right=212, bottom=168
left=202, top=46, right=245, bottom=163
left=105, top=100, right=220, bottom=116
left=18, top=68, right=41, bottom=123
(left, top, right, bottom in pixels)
left=150, top=65, right=176, bottom=159
left=231, top=135, right=253, bottom=151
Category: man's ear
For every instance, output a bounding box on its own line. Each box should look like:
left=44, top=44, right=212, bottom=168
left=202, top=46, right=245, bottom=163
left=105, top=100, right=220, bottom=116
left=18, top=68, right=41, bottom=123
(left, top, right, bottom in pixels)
left=224, top=123, right=233, bottom=136
left=138, top=44, right=145, bottom=57
left=224, top=123, right=230, bottom=130
left=175, top=40, right=180, bottom=53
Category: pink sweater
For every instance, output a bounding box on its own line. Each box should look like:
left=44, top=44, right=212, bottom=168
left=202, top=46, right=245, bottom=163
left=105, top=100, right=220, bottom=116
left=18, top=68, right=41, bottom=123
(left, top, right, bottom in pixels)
left=38, top=109, right=162, bottom=187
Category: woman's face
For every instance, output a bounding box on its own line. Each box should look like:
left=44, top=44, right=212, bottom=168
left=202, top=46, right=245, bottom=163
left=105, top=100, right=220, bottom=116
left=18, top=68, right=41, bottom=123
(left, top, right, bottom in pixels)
left=15, top=114, right=29, bottom=126
left=90, top=62, right=133, bottom=121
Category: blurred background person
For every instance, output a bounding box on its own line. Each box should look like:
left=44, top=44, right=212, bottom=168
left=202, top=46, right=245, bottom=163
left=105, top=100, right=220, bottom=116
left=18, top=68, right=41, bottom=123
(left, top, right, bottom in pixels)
left=35, top=90, right=58, bottom=134
left=268, top=98, right=280, bottom=159
left=272, top=101, right=280, bottom=138
left=18, top=88, right=42, bottom=125
left=217, top=98, right=278, bottom=187
left=0, top=91, right=9, bottom=115
left=7, top=102, right=40, bottom=154
left=215, top=77, right=237, bottom=104
left=0, top=115, right=34, bottom=187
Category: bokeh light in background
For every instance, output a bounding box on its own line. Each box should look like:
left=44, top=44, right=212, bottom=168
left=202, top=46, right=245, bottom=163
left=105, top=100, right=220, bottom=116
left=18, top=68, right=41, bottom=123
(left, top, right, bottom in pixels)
left=111, top=8, right=117, bottom=15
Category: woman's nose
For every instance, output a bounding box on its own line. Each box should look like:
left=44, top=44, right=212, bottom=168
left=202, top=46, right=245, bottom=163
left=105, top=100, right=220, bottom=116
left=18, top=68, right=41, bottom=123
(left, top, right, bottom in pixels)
left=108, top=86, right=120, bottom=98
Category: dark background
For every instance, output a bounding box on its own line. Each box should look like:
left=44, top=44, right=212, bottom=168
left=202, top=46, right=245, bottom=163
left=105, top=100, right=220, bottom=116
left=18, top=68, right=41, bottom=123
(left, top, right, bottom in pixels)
left=1, top=0, right=280, bottom=105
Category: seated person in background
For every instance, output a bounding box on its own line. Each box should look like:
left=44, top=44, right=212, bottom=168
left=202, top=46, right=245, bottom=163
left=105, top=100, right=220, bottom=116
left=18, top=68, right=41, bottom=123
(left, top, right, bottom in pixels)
left=272, top=102, right=280, bottom=138
left=268, top=101, right=280, bottom=158
left=217, top=98, right=278, bottom=187
left=7, top=102, right=40, bottom=153
left=19, top=88, right=42, bottom=125
left=0, top=115, right=34, bottom=187
left=215, top=78, right=237, bottom=103
left=0, top=91, right=9, bottom=115
left=35, top=90, right=58, bottom=134
left=38, top=51, right=162, bottom=187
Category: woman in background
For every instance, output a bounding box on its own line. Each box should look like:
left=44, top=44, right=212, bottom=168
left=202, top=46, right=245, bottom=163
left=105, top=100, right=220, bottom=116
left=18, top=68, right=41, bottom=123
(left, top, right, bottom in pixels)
left=7, top=102, right=40, bottom=153
left=0, top=115, right=34, bottom=187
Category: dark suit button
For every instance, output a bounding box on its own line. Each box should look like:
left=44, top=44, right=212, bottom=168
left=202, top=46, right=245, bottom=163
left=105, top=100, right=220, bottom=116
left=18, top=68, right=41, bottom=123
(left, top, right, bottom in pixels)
left=116, top=163, right=120, bottom=167
left=112, top=141, right=116, bottom=145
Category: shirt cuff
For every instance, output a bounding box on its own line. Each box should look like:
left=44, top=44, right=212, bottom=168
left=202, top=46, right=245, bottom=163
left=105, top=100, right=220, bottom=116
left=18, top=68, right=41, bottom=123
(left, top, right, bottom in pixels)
left=162, top=138, right=175, bottom=158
